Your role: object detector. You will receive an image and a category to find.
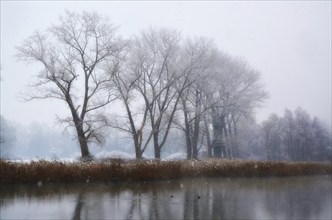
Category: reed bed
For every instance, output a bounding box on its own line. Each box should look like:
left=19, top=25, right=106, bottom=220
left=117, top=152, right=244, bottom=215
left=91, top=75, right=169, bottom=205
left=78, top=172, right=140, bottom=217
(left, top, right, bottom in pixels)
left=0, top=159, right=330, bottom=184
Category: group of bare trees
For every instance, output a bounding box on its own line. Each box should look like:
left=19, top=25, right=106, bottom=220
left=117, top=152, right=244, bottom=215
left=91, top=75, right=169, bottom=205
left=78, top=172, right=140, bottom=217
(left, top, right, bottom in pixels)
left=17, top=11, right=269, bottom=160
left=262, top=108, right=331, bottom=161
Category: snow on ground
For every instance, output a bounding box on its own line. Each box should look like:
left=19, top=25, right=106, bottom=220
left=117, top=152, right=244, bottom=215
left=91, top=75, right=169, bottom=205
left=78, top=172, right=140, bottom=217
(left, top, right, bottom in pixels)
left=141, top=153, right=155, bottom=160
left=163, top=152, right=187, bottom=161
left=8, top=157, right=79, bottom=163
left=7, top=150, right=136, bottom=163
left=6, top=151, right=189, bottom=162
left=94, top=150, right=135, bottom=160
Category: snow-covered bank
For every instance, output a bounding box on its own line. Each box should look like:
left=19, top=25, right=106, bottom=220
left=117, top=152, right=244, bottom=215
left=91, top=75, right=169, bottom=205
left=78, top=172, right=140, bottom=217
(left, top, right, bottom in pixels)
left=6, top=151, right=191, bottom=163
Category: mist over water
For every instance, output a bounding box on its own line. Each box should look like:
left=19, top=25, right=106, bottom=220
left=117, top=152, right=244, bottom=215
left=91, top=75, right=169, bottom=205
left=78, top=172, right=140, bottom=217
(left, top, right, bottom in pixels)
left=1, top=176, right=331, bottom=219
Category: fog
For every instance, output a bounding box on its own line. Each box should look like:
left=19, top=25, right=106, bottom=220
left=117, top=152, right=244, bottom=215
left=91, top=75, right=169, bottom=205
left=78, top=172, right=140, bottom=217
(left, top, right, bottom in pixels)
left=2, top=121, right=186, bottom=160
left=0, top=2, right=331, bottom=160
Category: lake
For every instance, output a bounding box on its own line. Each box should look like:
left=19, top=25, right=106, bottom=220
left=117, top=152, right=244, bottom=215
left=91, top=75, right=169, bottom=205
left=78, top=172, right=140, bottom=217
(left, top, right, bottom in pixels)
left=0, top=175, right=331, bottom=219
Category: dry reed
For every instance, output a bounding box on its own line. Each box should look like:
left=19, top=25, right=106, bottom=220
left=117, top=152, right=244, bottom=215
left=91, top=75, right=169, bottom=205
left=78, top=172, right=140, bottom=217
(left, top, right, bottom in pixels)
left=0, top=159, right=330, bottom=184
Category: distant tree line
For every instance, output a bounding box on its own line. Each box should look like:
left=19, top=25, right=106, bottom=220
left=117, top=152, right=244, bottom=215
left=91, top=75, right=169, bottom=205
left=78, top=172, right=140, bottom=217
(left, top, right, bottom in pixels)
left=7, top=11, right=329, bottom=161
left=0, top=115, right=16, bottom=158
left=262, top=108, right=331, bottom=161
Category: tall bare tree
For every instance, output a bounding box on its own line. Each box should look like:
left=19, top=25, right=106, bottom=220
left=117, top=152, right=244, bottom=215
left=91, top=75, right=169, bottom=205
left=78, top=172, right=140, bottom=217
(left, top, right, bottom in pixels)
left=17, top=11, right=125, bottom=160
left=176, top=37, right=218, bottom=159
left=109, top=43, right=152, bottom=159
left=127, top=28, right=196, bottom=159
left=223, top=58, right=268, bottom=157
left=205, top=55, right=268, bottom=158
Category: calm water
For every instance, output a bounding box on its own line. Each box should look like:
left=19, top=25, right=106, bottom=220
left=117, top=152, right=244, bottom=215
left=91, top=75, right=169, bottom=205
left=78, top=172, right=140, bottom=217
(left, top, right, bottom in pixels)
left=0, top=176, right=331, bottom=220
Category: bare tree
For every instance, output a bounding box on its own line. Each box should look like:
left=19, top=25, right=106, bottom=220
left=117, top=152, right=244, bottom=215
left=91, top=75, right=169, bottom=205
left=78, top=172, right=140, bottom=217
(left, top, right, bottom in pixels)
left=109, top=43, right=152, bottom=159
left=283, top=109, right=296, bottom=160
left=202, top=52, right=234, bottom=157
left=107, top=28, right=182, bottom=159
left=176, top=37, right=218, bottom=159
left=262, top=114, right=282, bottom=160
left=205, top=55, right=268, bottom=158
left=16, top=11, right=125, bottom=160
left=223, top=58, right=268, bottom=157
left=127, top=27, right=195, bottom=159
left=293, top=107, right=315, bottom=161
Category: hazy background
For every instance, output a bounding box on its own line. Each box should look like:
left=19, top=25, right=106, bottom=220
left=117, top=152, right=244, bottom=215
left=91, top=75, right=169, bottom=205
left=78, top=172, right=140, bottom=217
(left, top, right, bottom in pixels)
left=1, top=1, right=331, bottom=129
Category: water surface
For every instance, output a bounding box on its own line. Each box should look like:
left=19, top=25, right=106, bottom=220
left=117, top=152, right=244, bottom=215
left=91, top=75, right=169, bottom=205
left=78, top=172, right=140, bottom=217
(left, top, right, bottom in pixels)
left=1, top=176, right=331, bottom=219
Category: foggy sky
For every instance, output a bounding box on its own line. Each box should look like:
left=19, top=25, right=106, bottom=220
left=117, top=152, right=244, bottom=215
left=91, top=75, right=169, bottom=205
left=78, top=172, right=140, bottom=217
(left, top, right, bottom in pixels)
left=1, top=1, right=331, bottom=129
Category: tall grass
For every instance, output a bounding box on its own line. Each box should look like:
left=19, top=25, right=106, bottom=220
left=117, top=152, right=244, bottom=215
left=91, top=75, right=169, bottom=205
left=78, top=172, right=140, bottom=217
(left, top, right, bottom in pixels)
left=0, top=159, right=330, bottom=184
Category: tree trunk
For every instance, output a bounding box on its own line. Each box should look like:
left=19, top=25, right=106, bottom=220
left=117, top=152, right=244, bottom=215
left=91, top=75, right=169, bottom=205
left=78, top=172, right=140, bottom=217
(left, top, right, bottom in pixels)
left=231, top=117, right=239, bottom=158
left=185, top=124, right=192, bottom=159
left=211, top=112, right=225, bottom=158
left=69, top=100, right=91, bottom=160
left=203, top=115, right=212, bottom=157
left=75, top=122, right=91, bottom=160
left=192, top=89, right=201, bottom=159
left=135, top=147, right=143, bottom=159
left=153, top=134, right=161, bottom=159
left=154, top=146, right=161, bottom=159
left=223, top=124, right=229, bottom=158
left=182, top=99, right=192, bottom=159
left=227, top=121, right=234, bottom=158
left=133, top=133, right=143, bottom=159
left=212, top=123, right=223, bottom=158
left=192, top=115, right=200, bottom=159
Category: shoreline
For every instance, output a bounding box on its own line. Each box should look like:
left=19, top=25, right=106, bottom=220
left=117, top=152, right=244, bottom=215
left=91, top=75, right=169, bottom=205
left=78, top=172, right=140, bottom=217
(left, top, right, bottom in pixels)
left=1, top=159, right=331, bottom=184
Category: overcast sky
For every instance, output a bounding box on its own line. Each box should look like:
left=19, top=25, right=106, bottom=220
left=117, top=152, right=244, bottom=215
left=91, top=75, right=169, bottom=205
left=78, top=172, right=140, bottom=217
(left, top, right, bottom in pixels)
left=1, top=1, right=331, bottom=129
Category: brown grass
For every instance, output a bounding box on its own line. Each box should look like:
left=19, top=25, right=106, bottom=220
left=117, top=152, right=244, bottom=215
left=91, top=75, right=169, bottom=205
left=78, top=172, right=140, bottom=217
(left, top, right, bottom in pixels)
left=0, top=159, right=330, bottom=184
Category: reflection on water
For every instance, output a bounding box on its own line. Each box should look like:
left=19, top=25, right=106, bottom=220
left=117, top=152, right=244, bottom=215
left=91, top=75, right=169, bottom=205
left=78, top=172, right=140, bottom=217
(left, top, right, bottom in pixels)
left=0, top=176, right=331, bottom=219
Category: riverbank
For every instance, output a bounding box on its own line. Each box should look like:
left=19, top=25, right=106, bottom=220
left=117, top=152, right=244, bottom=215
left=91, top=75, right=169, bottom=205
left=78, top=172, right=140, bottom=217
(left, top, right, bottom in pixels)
left=0, top=159, right=330, bottom=184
